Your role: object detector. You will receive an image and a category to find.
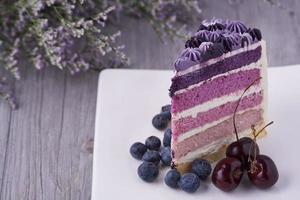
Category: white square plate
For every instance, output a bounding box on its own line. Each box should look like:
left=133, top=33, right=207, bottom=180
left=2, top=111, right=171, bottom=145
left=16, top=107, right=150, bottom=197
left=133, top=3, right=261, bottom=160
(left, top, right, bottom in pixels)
left=92, top=66, right=300, bottom=200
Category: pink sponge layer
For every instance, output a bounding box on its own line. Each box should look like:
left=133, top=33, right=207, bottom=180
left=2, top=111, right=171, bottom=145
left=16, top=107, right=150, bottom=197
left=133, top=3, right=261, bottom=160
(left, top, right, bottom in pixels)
left=172, top=68, right=261, bottom=114
left=172, top=91, right=263, bottom=141
left=172, top=109, right=263, bottom=159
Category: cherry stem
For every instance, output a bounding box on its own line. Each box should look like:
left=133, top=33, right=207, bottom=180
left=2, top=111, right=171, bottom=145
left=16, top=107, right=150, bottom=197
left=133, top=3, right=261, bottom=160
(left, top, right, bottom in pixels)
left=254, top=121, right=274, bottom=138
left=233, top=77, right=262, bottom=141
left=248, top=121, right=274, bottom=162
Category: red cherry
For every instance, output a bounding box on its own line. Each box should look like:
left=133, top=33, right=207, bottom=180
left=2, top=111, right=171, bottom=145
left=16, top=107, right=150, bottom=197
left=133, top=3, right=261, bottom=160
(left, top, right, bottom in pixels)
left=212, top=157, right=244, bottom=192
left=226, top=137, right=259, bottom=168
left=247, top=154, right=279, bottom=189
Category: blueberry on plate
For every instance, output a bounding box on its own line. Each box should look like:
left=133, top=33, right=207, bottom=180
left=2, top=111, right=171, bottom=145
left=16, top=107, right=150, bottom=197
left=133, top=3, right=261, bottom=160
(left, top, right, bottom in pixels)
left=145, top=136, right=161, bottom=151
left=191, top=159, right=212, bottom=180
left=152, top=113, right=170, bottom=130
left=164, top=169, right=181, bottom=188
left=161, top=111, right=171, bottom=121
left=160, top=147, right=172, bottom=166
left=163, top=128, right=172, bottom=147
left=130, top=142, right=147, bottom=160
left=179, top=173, right=201, bottom=193
left=161, top=104, right=171, bottom=112
left=142, top=150, right=161, bottom=165
left=137, top=162, right=159, bottom=182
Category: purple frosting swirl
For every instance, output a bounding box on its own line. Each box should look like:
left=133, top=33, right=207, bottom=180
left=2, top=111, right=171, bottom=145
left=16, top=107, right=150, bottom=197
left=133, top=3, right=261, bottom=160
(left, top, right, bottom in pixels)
left=227, top=20, right=247, bottom=34
left=180, top=47, right=202, bottom=61
left=222, top=32, right=241, bottom=49
left=174, top=57, right=198, bottom=71
left=199, top=42, right=213, bottom=53
left=174, top=48, right=203, bottom=71
left=207, top=31, right=221, bottom=42
left=195, top=30, right=210, bottom=40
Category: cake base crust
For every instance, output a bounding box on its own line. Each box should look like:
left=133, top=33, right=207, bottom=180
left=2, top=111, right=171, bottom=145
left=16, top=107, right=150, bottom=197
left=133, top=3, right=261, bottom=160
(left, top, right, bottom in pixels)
left=175, top=130, right=266, bottom=174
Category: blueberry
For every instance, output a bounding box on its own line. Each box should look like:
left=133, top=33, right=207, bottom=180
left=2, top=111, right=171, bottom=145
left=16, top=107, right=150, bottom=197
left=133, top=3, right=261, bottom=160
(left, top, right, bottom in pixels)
left=145, top=136, right=161, bottom=151
left=164, top=169, right=181, bottom=188
left=137, top=162, right=159, bottom=182
left=161, top=104, right=171, bottom=112
left=142, top=150, right=161, bottom=165
left=152, top=112, right=170, bottom=130
left=160, top=147, right=172, bottom=166
left=130, top=142, right=147, bottom=160
left=191, top=159, right=212, bottom=180
left=179, top=173, right=201, bottom=193
left=163, top=128, right=172, bottom=147
left=161, top=111, right=171, bottom=121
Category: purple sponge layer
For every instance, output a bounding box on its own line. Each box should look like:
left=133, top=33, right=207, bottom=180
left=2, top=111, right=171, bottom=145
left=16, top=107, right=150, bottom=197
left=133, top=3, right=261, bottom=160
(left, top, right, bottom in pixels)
left=170, top=46, right=262, bottom=96
left=172, top=92, right=263, bottom=141
left=172, top=68, right=261, bottom=114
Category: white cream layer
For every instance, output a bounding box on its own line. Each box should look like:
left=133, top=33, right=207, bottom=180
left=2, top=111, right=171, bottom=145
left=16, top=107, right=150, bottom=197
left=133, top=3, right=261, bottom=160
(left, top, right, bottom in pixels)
left=176, top=105, right=262, bottom=143
left=176, top=41, right=262, bottom=77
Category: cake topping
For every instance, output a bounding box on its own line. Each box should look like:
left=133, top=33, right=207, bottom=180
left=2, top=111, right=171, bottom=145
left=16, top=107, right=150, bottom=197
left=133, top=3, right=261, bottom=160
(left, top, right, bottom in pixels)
left=247, top=28, right=262, bottom=41
left=202, top=43, right=225, bottom=61
left=207, top=23, right=225, bottom=31
left=216, top=36, right=232, bottom=52
left=199, top=42, right=213, bottom=52
left=174, top=57, right=198, bottom=71
left=174, top=18, right=262, bottom=71
left=185, top=36, right=203, bottom=48
left=241, top=33, right=253, bottom=47
left=222, top=31, right=242, bottom=49
left=195, top=30, right=210, bottom=41
left=207, top=31, right=222, bottom=42
left=180, top=47, right=202, bottom=62
left=227, top=20, right=247, bottom=34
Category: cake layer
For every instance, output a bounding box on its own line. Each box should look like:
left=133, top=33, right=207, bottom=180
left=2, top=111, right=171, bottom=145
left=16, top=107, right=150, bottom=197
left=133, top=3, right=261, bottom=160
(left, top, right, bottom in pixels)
left=172, top=91, right=263, bottom=141
left=172, top=109, right=263, bottom=160
left=170, top=45, right=262, bottom=96
left=172, top=68, right=261, bottom=114
left=176, top=128, right=258, bottom=165
left=176, top=105, right=261, bottom=143
left=175, top=62, right=261, bottom=96
left=173, top=80, right=261, bottom=120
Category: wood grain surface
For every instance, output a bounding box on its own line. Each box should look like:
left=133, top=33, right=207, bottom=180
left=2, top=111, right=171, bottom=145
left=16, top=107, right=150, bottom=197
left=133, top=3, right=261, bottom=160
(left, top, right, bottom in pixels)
left=0, top=1, right=299, bottom=199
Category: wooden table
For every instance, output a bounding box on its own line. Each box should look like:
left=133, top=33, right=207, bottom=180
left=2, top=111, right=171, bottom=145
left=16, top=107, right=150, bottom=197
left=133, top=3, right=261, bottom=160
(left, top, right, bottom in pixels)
left=0, top=0, right=299, bottom=199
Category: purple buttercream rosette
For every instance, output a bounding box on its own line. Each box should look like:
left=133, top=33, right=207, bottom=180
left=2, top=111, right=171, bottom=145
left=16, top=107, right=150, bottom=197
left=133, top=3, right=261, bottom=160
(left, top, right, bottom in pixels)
left=174, top=57, right=198, bottom=71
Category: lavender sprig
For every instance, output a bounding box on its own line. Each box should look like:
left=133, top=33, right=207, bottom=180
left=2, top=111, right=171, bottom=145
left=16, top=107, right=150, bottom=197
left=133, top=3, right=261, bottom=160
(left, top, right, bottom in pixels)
left=0, top=77, right=18, bottom=110
left=0, top=0, right=247, bottom=109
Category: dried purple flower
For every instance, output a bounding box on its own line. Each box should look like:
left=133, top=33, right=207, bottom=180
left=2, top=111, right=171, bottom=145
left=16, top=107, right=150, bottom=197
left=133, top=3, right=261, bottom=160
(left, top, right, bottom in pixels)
left=0, top=0, right=202, bottom=108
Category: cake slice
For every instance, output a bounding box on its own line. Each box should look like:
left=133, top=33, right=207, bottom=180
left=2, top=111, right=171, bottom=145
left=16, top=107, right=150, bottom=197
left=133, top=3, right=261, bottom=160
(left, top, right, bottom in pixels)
left=170, top=19, right=268, bottom=173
